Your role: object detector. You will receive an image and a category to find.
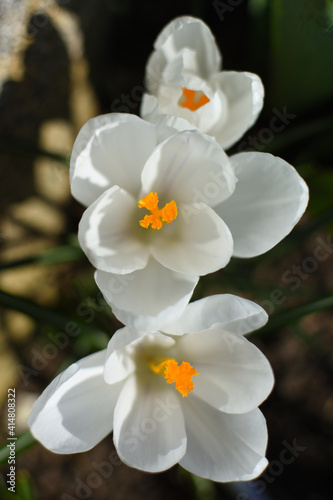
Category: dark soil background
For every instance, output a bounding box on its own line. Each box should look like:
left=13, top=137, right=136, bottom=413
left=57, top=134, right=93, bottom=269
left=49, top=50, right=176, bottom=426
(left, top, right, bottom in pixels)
left=1, top=1, right=333, bottom=499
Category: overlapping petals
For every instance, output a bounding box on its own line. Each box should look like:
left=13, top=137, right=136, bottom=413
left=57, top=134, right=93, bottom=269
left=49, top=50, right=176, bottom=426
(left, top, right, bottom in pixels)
left=145, top=16, right=221, bottom=89
left=70, top=114, right=157, bottom=207
left=163, top=293, right=268, bottom=335
left=27, top=351, right=121, bottom=453
left=28, top=294, right=273, bottom=481
left=78, top=186, right=149, bottom=274
left=142, top=16, right=264, bottom=149
left=29, top=12, right=310, bottom=487
left=72, top=111, right=308, bottom=328
left=95, top=260, right=198, bottom=331
left=72, top=113, right=236, bottom=328
left=179, top=401, right=268, bottom=482
left=113, top=376, right=186, bottom=472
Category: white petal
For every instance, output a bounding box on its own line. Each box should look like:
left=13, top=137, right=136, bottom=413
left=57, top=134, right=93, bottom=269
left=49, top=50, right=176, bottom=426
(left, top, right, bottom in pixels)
left=163, top=294, right=268, bottom=336
left=70, top=113, right=157, bottom=206
left=154, top=113, right=197, bottom=143
left=158, top=48, right=201, bottom=89
left=210, top=71, right=264, bottom=149
left=177, top=82, right=227, bottom=134
left=176, top=328, right=274, bottom=413
left=155, top=77, right=227, bottom=135
left=113, top=376, right=186, bottom=472
left=215, top=152, right=309, bottom=257
left=152, top=203, right=233, bottom=276
left=104, top=329, right=175, bottom=384
left=141, top=93, right=199, bottom=141
left=155, top=78, right=207, bottom=115
left=141, top=93, right=161, bottom=120
left=28, top=351, right=122, bottom=453
left=95, top=258, right=198, bottom=330
left=145, top=50, right=168, bottom=94
left=141, top=130, right=236, bottom=207
left=104, top=327, right=139, bottom=384
left=145, top=16, right=221, bottom=93
left=78, top=186, right=149, bottom=273
left=180, top=398, right=268, bottom=482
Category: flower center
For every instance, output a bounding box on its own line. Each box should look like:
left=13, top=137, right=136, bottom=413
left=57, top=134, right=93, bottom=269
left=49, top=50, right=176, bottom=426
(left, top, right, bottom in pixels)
left=138, top=192, right=178, bottom=230
left=178, top=87, right=210, bottom=112
left=150, top=357, right=198, bottom=397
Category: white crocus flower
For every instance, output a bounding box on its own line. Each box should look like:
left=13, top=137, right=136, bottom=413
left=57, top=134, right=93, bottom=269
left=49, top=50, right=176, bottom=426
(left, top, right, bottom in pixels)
left=141, top=16, right=264, bottom=149
left=71, top=112, right=309, bottom=329
left=28, top=294, right=274, bottom=482
left=71, top=112, right=236, bottom=329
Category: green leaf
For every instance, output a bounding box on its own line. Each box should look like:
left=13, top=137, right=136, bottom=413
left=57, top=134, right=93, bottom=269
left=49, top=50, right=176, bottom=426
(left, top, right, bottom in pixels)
left=0, top=242, right=84, bottom=271
left=255, top=295, right=333, bottom=334
left=178, top=467, right=217, bottom=500
left=16, top=471, right=38, bottom=500
left=269, top=0, right=333, bottom=112
left=0, top=431, right=36, bottom=466
left=267, top=116, right=333, bottom=156
left=0, top=470, right=37, bottom=500
left=0, top=290, right=106, bottom=338
left=0, top=290, right=75, bottom=331
left=248, top=0, right=269, bottom=16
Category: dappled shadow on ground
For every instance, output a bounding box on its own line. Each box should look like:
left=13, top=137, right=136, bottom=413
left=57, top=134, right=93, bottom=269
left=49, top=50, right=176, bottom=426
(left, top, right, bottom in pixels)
left=0, top=2, right=333, bottom=500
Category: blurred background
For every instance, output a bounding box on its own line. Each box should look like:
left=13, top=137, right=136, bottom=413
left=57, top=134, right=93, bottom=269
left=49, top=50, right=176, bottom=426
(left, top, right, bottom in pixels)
left=0, top=0, right=333, bottom=498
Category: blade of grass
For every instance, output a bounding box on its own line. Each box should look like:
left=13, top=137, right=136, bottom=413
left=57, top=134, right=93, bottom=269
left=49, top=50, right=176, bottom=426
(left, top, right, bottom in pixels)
left=0, top=431, right=36, bottom=466
left=0, top=291, right=74, bottom=331
left=15, top=471, right=38, bottom=500
left=268, top=116, right=333, bottom=154
left=0, top=244, right=84, bottom=270
left=255, top=295, right=333, bottom=334
left=0, top=289, right=107, bottom=336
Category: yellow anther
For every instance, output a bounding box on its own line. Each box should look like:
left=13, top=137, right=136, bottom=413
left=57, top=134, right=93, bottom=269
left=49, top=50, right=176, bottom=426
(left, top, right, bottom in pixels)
left=178, top=87, right=210, bottom=112
left=138, top=191, right=159, bottom=212
left=150, top=357, right=198, bottom=397
left=138, top=192, right=177, bottom=230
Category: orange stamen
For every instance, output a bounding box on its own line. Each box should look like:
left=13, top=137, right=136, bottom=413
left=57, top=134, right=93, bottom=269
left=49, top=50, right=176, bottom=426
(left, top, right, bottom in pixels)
left=150, top=357, right=198, bottom=397
left=138, top=192, right=177, bottom=230
left=178, top=87, right=210, bottom=112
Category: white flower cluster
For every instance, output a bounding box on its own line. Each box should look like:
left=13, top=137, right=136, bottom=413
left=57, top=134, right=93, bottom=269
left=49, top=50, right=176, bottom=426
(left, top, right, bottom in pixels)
left=28, top=17, right=308, bottom=482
